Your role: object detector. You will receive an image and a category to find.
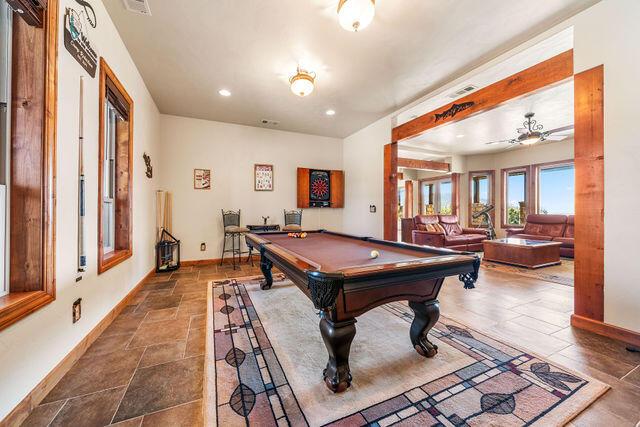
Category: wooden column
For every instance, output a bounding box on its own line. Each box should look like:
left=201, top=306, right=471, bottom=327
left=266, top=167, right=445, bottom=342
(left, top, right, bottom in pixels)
left=404, top=180, right=413, bottom=218
left=383, top=143, right=398, bottom=240
left=573, top=65, right=604, bottom=322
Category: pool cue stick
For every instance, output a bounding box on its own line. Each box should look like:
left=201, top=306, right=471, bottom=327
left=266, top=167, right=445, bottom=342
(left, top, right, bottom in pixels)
left=78, top=76, right=86, bottom=273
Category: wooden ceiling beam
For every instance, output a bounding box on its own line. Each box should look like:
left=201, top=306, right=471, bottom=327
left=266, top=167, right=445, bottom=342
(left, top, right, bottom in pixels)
left=392, top=49, right=574, bottom=143
left=398, top=157, right=450, bottom=172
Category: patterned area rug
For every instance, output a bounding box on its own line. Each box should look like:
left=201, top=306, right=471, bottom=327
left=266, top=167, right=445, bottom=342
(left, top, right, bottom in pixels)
left=482, top=258, right=574, bottom=287
left=205, top=275, right=605, bottom=426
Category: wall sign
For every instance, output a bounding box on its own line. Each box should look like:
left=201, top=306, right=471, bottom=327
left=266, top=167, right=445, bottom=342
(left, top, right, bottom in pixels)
left=434, top=101, right=475, bottom=122
left=64, top=1, right=99, bottom=77
left=254, top=164, right=274, bottom=191
left=194, top=169, right=211, bottom=190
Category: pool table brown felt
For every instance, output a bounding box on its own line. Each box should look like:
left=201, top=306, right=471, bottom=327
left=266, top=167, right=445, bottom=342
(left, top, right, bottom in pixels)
left=264, top=231, right=437, bottom=271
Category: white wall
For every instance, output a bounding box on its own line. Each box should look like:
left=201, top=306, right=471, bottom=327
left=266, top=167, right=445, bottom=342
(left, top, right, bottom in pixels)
left=573, top=0, right=640, bottom=332
left=158, top=115, right=343, bottom=261
left=342, top=116, right=392, bottom=239
left=0, top=0, right=161, bottom=419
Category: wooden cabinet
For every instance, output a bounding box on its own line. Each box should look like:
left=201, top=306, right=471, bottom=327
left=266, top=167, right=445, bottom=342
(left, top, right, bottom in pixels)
left=297, top=168, right=344, bottom=208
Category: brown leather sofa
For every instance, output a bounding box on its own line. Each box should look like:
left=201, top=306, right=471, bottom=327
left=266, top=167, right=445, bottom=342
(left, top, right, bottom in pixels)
left=412, top=214, right=487, bottom=251
left=506, top=214, right=574, bottom=258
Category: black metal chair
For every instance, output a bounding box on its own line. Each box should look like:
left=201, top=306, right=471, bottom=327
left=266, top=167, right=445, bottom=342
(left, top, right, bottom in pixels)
left=282, top=209, right=303, bottom=232
left=221, top=209, right=250, bottom=270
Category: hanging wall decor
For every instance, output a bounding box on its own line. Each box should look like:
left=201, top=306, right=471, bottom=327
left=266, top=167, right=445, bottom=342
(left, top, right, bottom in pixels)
left=143, top=152, right=153, bottom=178
left=254, top=164, right=274, bottom=191
left=194, top=168, right=211, bottom=190
left=63, top=0, right=99, bottom=77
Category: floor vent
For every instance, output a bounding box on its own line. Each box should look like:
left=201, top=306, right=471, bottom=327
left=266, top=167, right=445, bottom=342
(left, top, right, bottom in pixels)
left=448, top=84, right=478, bottom=98
left=122, top=0, right=152, bottom=16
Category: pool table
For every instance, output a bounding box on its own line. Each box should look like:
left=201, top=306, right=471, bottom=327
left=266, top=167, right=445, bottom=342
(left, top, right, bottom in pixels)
left=245, top=230, right=480, bottom=393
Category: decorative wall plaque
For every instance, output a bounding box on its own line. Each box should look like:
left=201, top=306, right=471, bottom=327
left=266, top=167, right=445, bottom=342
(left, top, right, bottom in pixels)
left=434, top=101, right=475, bottom=122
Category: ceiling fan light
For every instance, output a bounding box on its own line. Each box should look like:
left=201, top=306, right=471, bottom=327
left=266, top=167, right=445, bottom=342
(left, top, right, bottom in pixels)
left=337, top=0, right=375, bottom=32
left=521, top=134, right=540, bottom=145
left=289, top=69, right=315, bottom=97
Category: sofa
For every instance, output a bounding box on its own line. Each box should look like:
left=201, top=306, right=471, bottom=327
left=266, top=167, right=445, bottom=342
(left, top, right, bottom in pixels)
left=506, top=214, right=574, bottom=258
left=412, top=214, right=487, bottom=251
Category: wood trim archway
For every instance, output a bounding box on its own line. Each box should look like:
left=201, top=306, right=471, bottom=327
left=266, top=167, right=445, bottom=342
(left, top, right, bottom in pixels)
left=384, top=52, right=630, bottom=344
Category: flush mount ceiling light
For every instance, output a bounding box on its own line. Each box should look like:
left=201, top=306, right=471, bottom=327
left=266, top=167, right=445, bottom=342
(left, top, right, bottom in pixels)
left=337, top=0, right=375, bottom=32
left=326, top=109, right=336, bottom=116
left=289, top=67, right=316, bottom=97
left=218, top=89, right=231, bottom=97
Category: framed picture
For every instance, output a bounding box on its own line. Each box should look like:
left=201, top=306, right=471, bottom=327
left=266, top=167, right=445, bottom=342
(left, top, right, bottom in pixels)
left=254, top=164, right=274, bottom=191
left=194, top=169, right=211, bottom=190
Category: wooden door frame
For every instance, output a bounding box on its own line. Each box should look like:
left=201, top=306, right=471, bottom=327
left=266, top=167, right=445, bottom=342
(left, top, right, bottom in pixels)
left=385, top=53, right=635, bottom=345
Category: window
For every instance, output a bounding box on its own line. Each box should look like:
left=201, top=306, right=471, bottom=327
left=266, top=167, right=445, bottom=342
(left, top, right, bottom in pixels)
left=420, top=182, right=435, bottom=214
left=468, top=171, right=495, bottom=227
left=0, top=0, right=11, bottom=296
left=419, top=176, right=458, bottom=215
left=397, top=186, right=405, bottom=219
left=503, top=167, right=530, bottom=227
left=536, top=162, right=575, bottom=214
left=0, top=0, right=57, bottom=331
left=98, top=59, right=133, bottom=273
left=439, top=180, right=452, bottom=214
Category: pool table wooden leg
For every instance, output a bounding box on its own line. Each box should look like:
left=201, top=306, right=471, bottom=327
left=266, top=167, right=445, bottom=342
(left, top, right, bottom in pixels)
left=319, top=316, right=356, bottom=393
left=409, top=300, right=440, bottom=358
left=259, top=254, right=273, bottom=290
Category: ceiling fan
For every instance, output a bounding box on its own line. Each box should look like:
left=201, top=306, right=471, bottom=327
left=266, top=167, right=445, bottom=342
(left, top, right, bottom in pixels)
left=485, top=112, right=574, bottom=148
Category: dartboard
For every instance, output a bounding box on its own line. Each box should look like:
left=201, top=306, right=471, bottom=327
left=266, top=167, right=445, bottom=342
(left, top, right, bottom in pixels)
left=312, top=178, right=329, bottom=199
left=309, top=170, right=331, bottom=201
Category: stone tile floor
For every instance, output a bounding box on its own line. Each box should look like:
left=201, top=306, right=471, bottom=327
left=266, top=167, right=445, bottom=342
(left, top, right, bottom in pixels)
left=22, top=261, right=640, bottom=426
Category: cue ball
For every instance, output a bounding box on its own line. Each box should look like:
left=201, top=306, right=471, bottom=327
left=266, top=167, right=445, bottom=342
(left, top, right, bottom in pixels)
left=370, top=250, right=380, bottom=259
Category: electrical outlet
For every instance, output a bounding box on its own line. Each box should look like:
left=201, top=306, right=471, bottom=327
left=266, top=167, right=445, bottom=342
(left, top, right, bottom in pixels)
left=72, top=298, right=82, bottom=323
left=200, top=242, right=206, bottom=251
left=369, top=205, right=377, bottom=213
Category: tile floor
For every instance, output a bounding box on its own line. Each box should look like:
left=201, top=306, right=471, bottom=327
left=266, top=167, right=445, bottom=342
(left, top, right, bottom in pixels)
left=21, top=261, right=640, bottom=426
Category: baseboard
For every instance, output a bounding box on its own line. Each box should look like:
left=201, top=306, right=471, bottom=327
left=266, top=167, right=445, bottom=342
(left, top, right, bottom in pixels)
left=1, top=268, right=155, bottom=427
left=571, top=314, right=640, bottom=348
left=182, top=254, right=260, bottom=267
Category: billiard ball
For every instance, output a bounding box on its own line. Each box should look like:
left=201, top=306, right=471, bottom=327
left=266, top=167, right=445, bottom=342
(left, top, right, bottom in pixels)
left=370, top=250, right=380, bottom=259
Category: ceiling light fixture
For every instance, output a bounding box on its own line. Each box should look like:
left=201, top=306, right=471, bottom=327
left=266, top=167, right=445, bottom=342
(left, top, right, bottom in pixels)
left=218, top=89, right=231, bottom=97
left=337, top=0, right=375, bottom=32
left=456, top=134, right=465, bottom=138
left=326, top=109, right=336, bottom=116
left=289, top=67, right=316, bottom=97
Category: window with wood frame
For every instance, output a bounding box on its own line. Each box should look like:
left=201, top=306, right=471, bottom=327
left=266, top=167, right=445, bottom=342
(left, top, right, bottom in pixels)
left=0, top=0, right=57, bottom=331
left=98, top=59, right=133, bottom=274
left=534, top=161, right=574, bottom=215
left=419, top=174, right=459, bottom=215
left=468, top=171, right=495, bottom=228
left=502, top=166, right=531, bottom=227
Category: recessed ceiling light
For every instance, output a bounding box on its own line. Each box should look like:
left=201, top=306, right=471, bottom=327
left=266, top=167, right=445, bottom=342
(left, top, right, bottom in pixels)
left=326, top=109, right=336, bottom=116
left=218, top=89, right=231, bottom=97
left=456, top=134, right=465, bottom=138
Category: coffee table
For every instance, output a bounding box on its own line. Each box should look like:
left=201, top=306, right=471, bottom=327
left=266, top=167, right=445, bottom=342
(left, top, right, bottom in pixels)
left=482, top=238, right=562, bottom=269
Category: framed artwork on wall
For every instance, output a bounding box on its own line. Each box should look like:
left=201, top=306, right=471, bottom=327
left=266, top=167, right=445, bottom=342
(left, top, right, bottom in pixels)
left=194, top=169, right=211, bottom=190
left=254, top=164, right=274, bottom=191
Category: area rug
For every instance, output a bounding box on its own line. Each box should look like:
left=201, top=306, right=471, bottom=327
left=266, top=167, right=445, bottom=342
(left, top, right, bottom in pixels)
left=482, top=258, right=574, bottom=287
left=205, top=275, right=606, bottom=426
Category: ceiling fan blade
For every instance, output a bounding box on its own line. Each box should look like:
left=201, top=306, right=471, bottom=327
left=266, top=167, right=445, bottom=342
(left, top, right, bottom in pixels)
left=485, top=139, right=514, bottom=145
left=547, top=124, right=574, bottom=134
left=545, top=135, right=568, bottom=141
